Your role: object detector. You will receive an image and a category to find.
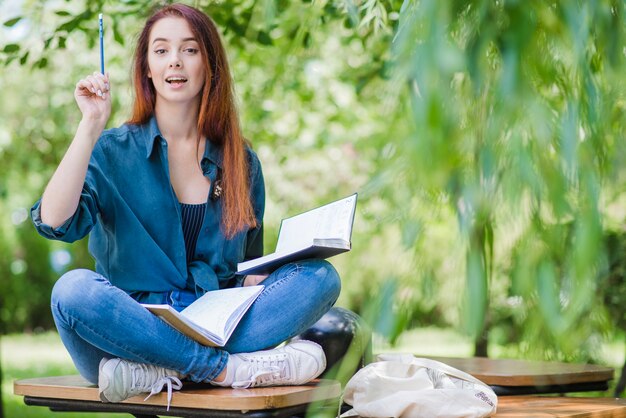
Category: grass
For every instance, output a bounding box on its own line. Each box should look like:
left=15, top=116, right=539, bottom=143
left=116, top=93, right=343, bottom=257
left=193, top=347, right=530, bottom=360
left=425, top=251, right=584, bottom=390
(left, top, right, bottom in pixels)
left=1, top=333, right=109, bottom=418
left=2, top=329, right=625, bottom=417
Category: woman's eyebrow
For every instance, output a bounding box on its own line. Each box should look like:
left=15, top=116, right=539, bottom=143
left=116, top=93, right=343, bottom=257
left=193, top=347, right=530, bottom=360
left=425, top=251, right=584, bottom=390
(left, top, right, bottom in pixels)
left=152, top=37, right=197, bottom=44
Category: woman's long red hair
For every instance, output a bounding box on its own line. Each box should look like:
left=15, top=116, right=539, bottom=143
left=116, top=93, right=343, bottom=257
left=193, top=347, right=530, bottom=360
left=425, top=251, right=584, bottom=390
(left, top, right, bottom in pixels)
left=128, top=4, right=256, bottom=238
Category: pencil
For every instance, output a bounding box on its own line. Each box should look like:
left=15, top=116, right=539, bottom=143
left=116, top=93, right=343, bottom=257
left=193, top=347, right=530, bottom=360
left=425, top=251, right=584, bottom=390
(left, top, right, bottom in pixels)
left=99, top=13, right=104, bottom=74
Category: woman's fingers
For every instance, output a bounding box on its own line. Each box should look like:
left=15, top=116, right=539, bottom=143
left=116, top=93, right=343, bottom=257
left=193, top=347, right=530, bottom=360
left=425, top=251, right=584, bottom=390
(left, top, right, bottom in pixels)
left=75, top=72, right=110, bottom=99
left=244, top=274, right=269, bottom=286
left=90, top=71, right=109, bottom=98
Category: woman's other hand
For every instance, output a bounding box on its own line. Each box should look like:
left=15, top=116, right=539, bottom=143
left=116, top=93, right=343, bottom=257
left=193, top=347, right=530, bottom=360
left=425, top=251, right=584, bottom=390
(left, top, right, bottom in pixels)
left=244, top=274, right=268, bottom=286
left=75, top=72, right=111, bottom=130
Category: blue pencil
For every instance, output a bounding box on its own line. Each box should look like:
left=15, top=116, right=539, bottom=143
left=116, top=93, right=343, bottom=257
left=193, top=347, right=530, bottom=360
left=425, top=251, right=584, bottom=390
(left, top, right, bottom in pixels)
left=99, top=13, right=104, bottom=74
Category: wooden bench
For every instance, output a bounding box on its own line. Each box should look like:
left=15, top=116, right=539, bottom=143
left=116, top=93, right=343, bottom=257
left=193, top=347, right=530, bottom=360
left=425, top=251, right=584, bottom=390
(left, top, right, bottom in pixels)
left=429, top=356, right=615, bottom=396
left=14, top=375, right=341, bottom=417
left=15, top=375, right=626, bottom=417
left=495, top=396, right=626, bottom=417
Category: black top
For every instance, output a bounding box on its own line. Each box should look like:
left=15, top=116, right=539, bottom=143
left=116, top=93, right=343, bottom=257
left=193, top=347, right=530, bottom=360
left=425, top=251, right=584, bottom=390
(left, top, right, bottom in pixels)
left=180, top=202, right=206, bottom=265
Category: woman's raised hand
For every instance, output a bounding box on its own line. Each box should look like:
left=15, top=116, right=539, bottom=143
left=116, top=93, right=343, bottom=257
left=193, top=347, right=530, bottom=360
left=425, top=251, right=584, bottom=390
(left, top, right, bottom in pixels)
left=41, top=72, right=112, bottom=227
left=75, top=72, right=111, bottom=129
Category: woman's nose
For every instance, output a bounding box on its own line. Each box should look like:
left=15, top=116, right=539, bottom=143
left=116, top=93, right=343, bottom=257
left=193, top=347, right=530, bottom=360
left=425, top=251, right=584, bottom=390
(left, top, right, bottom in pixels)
left=169, top=54, right=182, bottom=68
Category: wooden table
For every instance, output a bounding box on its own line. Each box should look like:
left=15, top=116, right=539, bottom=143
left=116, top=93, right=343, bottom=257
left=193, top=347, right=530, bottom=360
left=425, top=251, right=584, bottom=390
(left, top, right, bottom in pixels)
left=495, top=396, right=626, bottom=417
left=429, top=357, right=615, bottom=395
left=14, top=375, right=341, bottom=418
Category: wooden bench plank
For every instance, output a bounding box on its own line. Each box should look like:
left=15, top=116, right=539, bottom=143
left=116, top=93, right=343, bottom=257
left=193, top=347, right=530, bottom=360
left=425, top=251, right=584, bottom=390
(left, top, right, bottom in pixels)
left=429, top=357, right=614, bottom=387
left=494, top=396, right=626, bottom=417
left=14, top=375, right=341, bottom=411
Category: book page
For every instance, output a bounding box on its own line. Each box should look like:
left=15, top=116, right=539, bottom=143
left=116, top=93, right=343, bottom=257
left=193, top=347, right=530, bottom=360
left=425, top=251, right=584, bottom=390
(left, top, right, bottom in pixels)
left=276, top=194, right=357, bottom=253
left=142, top=305, right=219, bottom=346
left=180, top=286, right=263, bottom=340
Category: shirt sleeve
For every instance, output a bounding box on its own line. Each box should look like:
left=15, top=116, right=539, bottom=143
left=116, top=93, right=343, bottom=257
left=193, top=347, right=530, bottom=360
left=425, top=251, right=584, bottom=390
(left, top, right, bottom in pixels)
left=244, top=148, right=265, bottom=261
left=30, top=183, right=99, bottom=243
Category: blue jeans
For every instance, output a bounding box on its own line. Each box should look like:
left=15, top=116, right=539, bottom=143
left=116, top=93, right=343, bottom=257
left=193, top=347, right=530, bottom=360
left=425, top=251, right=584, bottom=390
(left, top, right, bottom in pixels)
left=50, top=260, right=341, bottom=384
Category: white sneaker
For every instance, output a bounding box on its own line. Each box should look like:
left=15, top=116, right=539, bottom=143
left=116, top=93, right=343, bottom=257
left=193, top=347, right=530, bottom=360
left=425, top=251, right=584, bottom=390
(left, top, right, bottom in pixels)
left=98, top=358, right=183, bottom=409
left=227, top=340, right=326, bottom=388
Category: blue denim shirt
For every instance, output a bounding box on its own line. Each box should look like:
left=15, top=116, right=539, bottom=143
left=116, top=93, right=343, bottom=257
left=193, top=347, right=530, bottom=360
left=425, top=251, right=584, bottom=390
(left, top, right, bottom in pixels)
left=31, top=116, right=265, bottom=296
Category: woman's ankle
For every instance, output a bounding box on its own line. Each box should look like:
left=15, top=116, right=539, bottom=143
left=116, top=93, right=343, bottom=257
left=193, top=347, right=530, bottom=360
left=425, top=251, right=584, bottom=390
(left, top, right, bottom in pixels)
left=212, top=367, right=227, bottom=383
left=210, top=357, right=237, bottom=387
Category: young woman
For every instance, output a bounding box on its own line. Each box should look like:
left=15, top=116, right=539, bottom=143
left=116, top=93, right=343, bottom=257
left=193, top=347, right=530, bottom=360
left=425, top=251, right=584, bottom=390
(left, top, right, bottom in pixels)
left=31, top=3, right=340, bottom=405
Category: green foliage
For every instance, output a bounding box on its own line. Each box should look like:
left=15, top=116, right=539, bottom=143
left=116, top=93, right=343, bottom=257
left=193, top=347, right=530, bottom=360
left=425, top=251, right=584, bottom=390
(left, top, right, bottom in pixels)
left=385, top=0, right=626, bottom=358
left=600, top=231, right=626, bottom=330
left=0, top=0, right=625, bottom=363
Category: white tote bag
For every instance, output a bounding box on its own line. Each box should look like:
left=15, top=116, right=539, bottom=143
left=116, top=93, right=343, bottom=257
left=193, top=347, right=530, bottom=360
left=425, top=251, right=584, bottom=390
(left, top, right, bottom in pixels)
left=341, top=353, right=497, bottom=418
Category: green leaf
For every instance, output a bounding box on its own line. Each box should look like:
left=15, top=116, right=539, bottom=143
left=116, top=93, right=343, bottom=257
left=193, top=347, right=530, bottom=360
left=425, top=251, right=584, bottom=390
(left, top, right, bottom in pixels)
left=302, top=31, right=311, bottom=48
left=3, top=17, right=22, bottom=27
left=113, top=21, right=125, bottom=46
left=227, top=18, right=246, bottom=37
left=343, top=0, right=359, bottom=27
left=261, top=0, right=276, bottom=27
left=464, top=248, right=488, bottom=339
left=34, top=57, right=48, bottom=69
left=3, top=44, right=20, bottom=53
left=401, top=219, right=421, bottom=248
left=19, top=51, right=29, bottom=65
left=55, top=11, right=72, bottom=17
left=257, top=31, right=273, bottom=45
left=537, top=261, right=565, bottom=334
left=57, top=11, right=91, bottom=34
left=368, top=279, right=399, bottom=340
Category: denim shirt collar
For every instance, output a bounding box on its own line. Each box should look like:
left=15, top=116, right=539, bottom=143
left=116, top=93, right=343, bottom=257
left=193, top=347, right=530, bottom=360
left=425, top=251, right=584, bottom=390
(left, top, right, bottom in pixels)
left=202, top=139, right=223, bottom=170
left=143, top=115, right=223, bottom=169
left=144, top=115, right=162, bottom=159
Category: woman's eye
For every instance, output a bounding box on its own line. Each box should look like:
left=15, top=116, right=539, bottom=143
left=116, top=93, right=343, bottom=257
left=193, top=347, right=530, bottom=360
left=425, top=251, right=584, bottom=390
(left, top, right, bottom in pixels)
left=154, top=49, right=166, bottom=55
left=184, top=48, right=198, bottom=54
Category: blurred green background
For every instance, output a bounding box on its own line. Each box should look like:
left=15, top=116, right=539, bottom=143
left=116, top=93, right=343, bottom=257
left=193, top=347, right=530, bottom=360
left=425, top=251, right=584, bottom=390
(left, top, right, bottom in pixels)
left=1, top=0, right=625, bottom=416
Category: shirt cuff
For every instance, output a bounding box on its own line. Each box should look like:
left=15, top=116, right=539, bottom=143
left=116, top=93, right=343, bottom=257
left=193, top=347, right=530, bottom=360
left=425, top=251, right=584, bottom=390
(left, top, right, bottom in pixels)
left=188, top=261, right=219, bottom=295
left=31, top=201, right=73, bottom=239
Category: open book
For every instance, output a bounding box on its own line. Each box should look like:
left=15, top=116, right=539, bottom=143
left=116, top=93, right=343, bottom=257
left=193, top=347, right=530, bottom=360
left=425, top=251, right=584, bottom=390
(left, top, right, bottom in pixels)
left=237, top=193, right=358, bottom=275
left=141, top=285, right=263, bottom=347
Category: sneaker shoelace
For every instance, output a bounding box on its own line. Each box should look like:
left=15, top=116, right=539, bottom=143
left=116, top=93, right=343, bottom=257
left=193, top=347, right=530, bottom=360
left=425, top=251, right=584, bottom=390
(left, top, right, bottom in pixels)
left=126, top=362, right=182, bottom=410
left=144, top=375, right=183, bottom=410
left=232, top=353, right=292, bottom=389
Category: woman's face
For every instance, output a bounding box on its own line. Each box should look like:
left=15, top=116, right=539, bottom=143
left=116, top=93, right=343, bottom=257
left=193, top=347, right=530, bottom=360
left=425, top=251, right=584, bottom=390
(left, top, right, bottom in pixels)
left=147, top=17, right=206, bottom=109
